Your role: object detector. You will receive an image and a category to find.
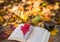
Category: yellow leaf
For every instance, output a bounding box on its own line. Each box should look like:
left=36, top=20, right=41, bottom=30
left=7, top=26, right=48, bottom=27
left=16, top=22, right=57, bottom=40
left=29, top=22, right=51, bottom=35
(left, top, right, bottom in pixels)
left=38, top=12, right=44, bottom=16
left=14, top=23, right=18, bottom=28
left=53, top=28, right=59, bottom=33
left=20, top=11, right=28, bottom=22
left=50, top=31, right=57, bottom=36
left=50, top=28, right=59, bottom=36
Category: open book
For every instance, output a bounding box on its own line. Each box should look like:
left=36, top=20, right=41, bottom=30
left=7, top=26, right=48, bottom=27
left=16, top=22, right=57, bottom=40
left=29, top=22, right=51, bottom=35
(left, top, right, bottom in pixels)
left=8, top=24, right=50, bottom=42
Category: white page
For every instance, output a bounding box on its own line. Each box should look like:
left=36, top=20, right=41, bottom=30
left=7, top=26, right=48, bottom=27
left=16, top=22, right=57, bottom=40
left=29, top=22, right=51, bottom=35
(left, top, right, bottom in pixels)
left=8, top=24, right=25, bottom=42
left=27, top=27, right=50, bottom=42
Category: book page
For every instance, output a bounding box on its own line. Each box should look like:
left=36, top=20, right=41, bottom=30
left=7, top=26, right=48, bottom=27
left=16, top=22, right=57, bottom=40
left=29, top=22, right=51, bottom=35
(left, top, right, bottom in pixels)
left=27, top=27, right=50, bottom=42
left=8, top=24, right=25, bottom=42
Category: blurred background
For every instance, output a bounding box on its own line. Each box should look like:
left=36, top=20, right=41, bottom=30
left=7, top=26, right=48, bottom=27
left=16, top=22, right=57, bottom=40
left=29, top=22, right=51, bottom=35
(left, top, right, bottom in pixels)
left=0, top=0, right=60, bottom=42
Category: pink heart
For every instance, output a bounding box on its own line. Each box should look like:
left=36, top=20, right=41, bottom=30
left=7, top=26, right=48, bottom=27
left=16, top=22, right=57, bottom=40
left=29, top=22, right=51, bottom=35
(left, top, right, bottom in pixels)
left=21, top=23, right=31, bottom=35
